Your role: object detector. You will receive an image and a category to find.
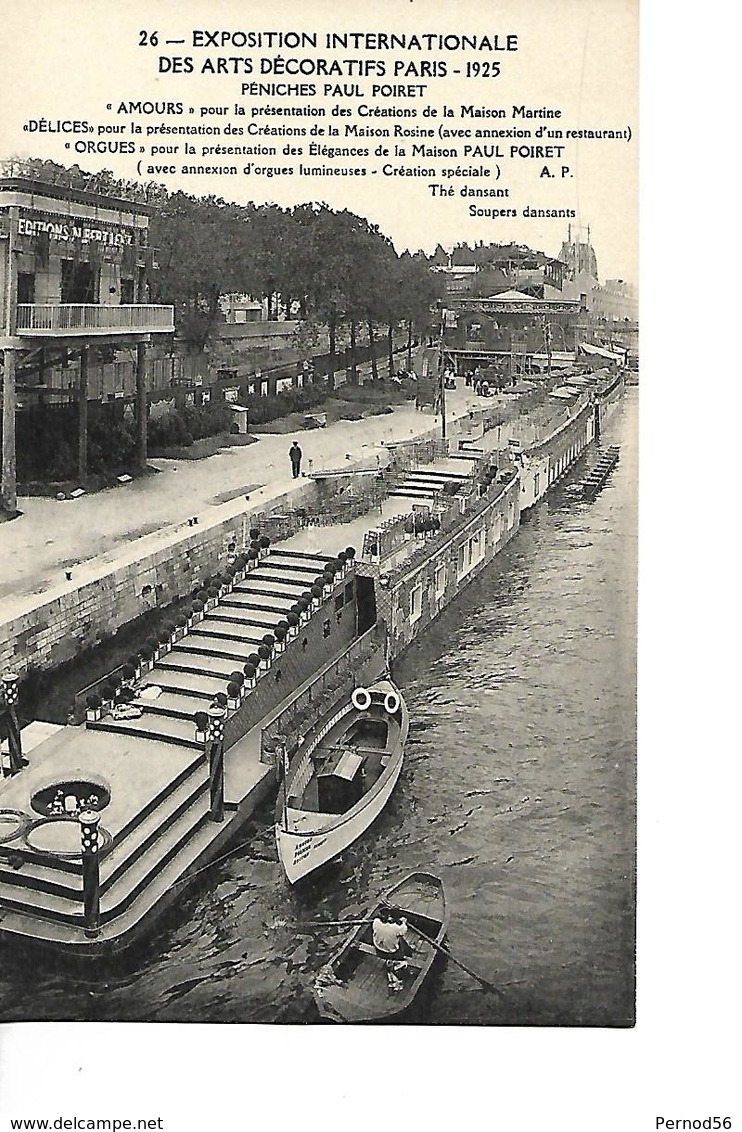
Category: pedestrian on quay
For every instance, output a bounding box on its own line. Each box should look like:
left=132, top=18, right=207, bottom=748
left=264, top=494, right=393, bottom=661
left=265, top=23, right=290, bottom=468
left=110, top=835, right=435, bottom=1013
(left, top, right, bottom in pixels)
left=289, top=440, right=303, bottom=478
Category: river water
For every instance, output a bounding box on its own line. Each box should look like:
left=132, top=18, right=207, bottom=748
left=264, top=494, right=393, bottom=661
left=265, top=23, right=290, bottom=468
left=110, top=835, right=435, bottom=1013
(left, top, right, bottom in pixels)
left=0, top=391, right=637, bottom=1027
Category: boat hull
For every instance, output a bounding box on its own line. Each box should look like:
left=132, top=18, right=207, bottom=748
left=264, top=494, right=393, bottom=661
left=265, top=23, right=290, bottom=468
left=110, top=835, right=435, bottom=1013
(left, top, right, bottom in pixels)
left=312, top=871, right=448, bottom=1023
left=276, top=681, right=409, bottom=884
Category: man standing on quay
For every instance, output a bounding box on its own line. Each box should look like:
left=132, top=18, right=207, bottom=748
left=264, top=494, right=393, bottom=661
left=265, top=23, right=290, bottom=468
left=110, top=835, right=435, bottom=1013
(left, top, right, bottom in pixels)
left=289, top=440, right=303, bottom=478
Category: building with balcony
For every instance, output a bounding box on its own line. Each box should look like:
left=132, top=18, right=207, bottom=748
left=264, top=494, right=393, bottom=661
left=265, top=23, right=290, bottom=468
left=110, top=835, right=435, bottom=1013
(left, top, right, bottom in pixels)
left=0, top=177, right=174, bottom=513
left=442, top=289, right=586, bottom=378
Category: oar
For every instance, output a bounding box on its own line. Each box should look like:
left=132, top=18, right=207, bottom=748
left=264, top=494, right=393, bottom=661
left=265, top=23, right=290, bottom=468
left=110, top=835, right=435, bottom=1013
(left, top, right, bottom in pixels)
left=401, top=919, right=507, bottom=997
left=275, top=918, right=374, bottom=930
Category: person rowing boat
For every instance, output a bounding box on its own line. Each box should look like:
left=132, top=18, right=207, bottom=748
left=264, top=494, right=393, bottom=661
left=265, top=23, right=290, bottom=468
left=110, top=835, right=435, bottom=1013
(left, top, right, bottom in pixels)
left=372, top=906, right=413, bottom=992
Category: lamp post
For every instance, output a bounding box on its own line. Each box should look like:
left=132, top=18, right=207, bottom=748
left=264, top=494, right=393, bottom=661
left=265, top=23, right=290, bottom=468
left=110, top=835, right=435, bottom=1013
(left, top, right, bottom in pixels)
left=1, top=671, right=26, bottom=775
left=79, top=810, right=101, bottom=937
left=206, top=706, right=227, bottom=823
left=436, top=302, right=447, bottom=442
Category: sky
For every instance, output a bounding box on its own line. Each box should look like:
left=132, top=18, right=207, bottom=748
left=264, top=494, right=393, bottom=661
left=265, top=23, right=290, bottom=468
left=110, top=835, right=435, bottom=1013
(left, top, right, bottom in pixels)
left=1, top=0, right=638, bottom=284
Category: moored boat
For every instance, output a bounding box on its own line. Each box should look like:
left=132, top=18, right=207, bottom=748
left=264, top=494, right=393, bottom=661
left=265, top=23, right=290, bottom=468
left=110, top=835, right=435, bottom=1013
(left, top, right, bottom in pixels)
left=275, top=679, right=408, bottom=884
left=312, top=871, right=448, bottom=1023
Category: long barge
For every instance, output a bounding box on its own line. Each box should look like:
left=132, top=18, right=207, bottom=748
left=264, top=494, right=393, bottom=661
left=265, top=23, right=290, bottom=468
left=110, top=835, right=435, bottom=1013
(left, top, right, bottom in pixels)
left=0, top=369, right=625, bottom=955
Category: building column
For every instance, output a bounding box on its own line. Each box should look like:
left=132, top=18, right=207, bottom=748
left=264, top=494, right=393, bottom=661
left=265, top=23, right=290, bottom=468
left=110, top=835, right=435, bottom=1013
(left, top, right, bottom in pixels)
left=135, top=341, right=147, bottom=470
left=1, top=350, right=17, bottom=514
left=78, top=346, right=88, bottom=485
left=38, top=347, right=46, bottom=407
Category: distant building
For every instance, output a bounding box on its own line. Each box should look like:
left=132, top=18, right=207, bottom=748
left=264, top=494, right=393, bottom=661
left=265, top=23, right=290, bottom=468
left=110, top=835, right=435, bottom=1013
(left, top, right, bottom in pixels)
left=442, top=288, right=585, bottom=377
left=219, top=294, right=264, bottom=324
left=558, top=225, right=638, bottom=329
left=431, top=245, right=566, bottom=301
left=0, top=177, right=174, bottom=511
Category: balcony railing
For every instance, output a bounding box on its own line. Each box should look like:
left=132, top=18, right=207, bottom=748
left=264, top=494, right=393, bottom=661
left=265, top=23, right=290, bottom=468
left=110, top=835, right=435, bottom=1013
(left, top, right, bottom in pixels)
left=15, top=304, right=174, bottom=336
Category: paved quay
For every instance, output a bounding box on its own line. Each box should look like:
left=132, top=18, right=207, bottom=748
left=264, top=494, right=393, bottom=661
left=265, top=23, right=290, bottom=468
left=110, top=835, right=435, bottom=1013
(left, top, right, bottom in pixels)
left=0, top=386, right=486, bottom=618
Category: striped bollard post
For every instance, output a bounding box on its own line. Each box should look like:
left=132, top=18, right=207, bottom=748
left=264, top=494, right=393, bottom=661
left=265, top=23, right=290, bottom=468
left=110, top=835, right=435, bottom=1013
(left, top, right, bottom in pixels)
left=206, top=706, right=227, bottom=823
left=79, top=810, right=101, bottom=937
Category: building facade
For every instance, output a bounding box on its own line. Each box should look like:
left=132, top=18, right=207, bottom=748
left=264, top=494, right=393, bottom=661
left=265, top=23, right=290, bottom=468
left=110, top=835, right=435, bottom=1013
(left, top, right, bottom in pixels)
left=1, top=177, right=174, bottom=512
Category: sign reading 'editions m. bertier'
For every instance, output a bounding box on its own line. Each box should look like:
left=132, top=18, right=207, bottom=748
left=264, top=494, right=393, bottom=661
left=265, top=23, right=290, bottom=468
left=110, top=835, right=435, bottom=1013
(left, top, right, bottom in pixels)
left=17, top=213, right=134, bottom=245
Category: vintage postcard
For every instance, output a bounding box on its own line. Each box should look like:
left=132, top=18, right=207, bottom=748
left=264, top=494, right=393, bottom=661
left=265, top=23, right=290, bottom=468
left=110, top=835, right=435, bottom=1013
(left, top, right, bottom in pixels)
left=0, top=0, right=728, bottom=1127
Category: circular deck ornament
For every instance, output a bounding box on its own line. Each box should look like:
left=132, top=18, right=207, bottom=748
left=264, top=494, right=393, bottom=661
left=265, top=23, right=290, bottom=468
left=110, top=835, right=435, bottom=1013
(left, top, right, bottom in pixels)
left=24, top=817, right=111, bottom=859
left=383, top=691, right=401, bottom=715
left=0, top=809, right=30, bottom=844
left=351, top=687, right=372, bottom=712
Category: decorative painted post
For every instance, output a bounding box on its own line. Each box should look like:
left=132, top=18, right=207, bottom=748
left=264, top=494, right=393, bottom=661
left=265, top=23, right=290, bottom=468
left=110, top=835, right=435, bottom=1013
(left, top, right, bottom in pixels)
left=1, top=671, right=25, bottom=774
left=286, top=612, right=300, bottom=640
left=79, top=810, right=101, bottom=937
left=194, top=710, right=208, bottom=744
left=206, top=706, right=226, bottom=823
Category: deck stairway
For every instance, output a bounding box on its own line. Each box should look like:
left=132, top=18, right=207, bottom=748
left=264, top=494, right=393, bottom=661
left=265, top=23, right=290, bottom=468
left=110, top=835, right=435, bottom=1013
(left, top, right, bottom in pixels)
left=0, top=548, right=337, bottom=947
left=0, top=743, right=213, bottom=940
left=389, top=467, right=470, bottom=502
left=86, top=548, right=334, bottom=750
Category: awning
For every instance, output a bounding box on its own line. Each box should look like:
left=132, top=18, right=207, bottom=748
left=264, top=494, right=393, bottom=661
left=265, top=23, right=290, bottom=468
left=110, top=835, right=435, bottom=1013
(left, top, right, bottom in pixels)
left=578, top=342, right=625, bottom=362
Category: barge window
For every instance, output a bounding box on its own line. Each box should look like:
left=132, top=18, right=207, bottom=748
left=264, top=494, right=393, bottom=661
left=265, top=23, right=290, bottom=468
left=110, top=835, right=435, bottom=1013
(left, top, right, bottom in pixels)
left=409, top=584, right=423, bottom=623
left=435, top=564, right=446, bottom=599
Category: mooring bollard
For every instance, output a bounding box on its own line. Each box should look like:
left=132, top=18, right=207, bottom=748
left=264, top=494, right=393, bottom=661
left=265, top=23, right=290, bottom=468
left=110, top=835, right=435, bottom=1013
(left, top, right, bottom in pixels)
left=206, top=707, right=227, bottom=823
left=79, top=810, right=101, bottom=937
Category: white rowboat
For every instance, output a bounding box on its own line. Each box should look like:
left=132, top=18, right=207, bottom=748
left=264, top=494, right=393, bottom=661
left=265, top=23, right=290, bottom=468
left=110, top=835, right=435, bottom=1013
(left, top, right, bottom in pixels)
left=275, top=679, right=408, bottom=883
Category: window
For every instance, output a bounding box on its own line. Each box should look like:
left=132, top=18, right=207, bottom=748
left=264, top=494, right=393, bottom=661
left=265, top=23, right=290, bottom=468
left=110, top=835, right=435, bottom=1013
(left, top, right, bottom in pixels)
left=409, top=584, right=423, bottom=623
left=120, top=278, right=134, bottom=304
left=457, top=531, right=484, bottom=580
left=507, top=500, right=516, bottom=529
left=435, top=564, right=446, bottom=600
left=61, top=259, right=98, bottom=304
left=323, top=619, right=331, bottom=638
left=17, top=272, right=35, bottom=305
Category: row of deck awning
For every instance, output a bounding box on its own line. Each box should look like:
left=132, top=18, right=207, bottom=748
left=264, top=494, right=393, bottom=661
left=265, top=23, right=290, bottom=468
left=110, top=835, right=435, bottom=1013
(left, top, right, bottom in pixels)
left=577, top=342, right=627, bottom=362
